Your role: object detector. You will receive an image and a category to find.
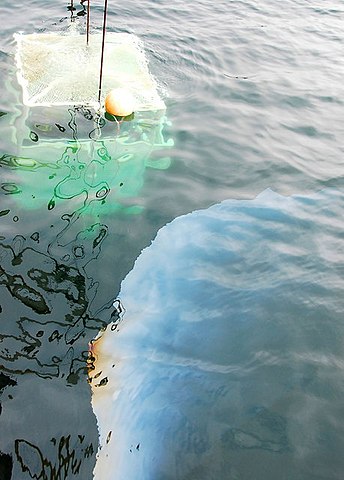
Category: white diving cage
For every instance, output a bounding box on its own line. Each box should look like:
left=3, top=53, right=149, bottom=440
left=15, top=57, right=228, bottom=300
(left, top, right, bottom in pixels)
left=14, top=32, right=165, bottom=112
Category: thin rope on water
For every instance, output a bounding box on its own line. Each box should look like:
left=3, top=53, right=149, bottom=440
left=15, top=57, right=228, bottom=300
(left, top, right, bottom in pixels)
left=67, top=0, right=76, bottom=22
left=86, top=0, right=90, bottom=45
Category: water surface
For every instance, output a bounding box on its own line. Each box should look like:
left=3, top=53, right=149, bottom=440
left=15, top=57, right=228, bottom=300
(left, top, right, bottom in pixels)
left=91, top=188, right=344, bottom=480
left=0, top=0, right=343, bottom=479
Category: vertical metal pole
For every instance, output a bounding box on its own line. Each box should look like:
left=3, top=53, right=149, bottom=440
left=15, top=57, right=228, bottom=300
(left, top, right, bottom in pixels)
left=98, top=0, right=108, bottom=105
left=86, top=0, right=90, bottom=45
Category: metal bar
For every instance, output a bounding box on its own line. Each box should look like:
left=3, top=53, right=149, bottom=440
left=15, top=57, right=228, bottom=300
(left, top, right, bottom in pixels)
left=98, top=0, right=108, bottom=104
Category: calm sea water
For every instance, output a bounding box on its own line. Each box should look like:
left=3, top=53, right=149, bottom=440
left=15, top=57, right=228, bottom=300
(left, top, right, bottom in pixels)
left=0, top=0, right=343, bottom=479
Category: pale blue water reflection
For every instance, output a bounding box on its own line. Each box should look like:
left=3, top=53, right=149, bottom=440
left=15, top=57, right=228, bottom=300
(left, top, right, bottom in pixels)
left=91, top=189, right=344, bottom=480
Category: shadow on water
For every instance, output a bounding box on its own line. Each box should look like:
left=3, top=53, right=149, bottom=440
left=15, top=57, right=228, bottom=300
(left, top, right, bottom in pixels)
left=0, top=81, right=173, bottom=478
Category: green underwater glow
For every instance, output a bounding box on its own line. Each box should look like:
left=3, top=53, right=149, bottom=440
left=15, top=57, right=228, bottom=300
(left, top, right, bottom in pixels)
left=2, top=105, right=174, bottom=216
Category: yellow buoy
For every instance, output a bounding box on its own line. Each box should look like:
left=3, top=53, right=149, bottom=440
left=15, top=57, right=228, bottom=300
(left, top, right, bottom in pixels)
left=104, top=88, right=135, bottom=117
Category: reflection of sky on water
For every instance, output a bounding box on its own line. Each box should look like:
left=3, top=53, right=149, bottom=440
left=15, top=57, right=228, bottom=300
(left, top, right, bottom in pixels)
left=0, top=101, right=173, bottom=479
left=90, top=188, right=344, bottom=480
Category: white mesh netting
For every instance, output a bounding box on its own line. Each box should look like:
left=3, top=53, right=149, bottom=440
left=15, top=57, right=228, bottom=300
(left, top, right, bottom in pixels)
left=14, top=32, right=165, bottom=111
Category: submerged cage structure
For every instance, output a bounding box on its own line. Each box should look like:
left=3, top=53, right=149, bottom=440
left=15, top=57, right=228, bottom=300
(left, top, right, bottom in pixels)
left=9, top=7, right=173, bottom=215
left=14, top=31, right=165, bottom=112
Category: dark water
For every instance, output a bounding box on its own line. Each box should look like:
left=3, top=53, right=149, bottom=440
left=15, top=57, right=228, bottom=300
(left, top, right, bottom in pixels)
left=0, top=0, right=343, bottom=479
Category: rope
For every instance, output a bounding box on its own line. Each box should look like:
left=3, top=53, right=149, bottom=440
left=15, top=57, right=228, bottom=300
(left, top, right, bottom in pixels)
left=98, top=0, right=108, bottom=105
left=86, top=0, right=90, bottom=45
left=68, top=0, right=76, bottom=22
